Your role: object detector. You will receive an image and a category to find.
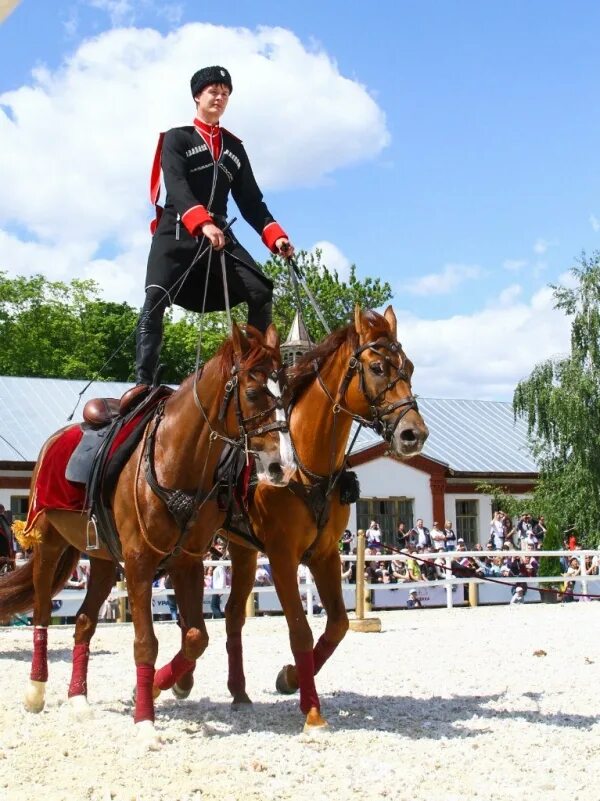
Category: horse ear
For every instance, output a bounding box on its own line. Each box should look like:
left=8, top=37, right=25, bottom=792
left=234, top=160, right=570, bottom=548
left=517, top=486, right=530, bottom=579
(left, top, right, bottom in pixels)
left=231, top=322, right=251, bottom=357
left=383, top=305, right=397, bottom=339
left=354, top=304, right=371, bottom=340
left=264, top=323, right=280, bottom=351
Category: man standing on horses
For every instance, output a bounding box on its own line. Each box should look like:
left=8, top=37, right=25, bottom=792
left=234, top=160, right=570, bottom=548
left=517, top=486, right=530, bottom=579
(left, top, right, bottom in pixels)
left=126, top=65, right=295, bottom=406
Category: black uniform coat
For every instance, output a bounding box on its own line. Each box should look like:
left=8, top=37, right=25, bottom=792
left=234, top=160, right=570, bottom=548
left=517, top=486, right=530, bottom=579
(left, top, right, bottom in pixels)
left=146, top=125, right=279, bottom=313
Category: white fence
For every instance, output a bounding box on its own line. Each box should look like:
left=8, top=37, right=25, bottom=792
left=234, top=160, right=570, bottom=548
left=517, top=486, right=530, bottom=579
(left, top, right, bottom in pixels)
left=35, top=548, right=600, bottom=622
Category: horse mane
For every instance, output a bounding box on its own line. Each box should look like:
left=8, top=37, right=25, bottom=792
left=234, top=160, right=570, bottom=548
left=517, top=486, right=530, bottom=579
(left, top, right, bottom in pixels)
left=287, top=309, right=391, bottom=402
left=176, top=325, right=278, bottom=396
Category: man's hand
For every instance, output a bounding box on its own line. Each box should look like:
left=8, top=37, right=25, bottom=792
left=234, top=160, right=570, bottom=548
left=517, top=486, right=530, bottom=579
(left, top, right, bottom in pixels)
left=275, top=238, right=295, bottom=258
left=201, top=222, right=226, bottom=250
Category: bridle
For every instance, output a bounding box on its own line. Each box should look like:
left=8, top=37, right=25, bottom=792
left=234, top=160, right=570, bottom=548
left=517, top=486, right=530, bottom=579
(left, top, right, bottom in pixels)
left=315, top=335, right=419, bottom=443
left=193, top=359, right=289, bottom=458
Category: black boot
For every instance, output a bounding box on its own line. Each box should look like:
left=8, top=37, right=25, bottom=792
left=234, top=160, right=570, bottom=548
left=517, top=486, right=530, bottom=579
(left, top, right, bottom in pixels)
left=120, top=288, right=168, bottom=415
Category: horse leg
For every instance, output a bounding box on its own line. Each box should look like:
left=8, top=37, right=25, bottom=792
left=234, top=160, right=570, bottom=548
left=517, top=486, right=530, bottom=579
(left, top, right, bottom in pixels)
left=224, top=542, right=257, bottom=706
left=68, top=558, right=117, bottom=719
left=25, top=522, right=72, bottom=714
left=277, top=550, right=349, bottom=694
left=153, top=558, right=209, bottom=701
left=125, top=557, right=161, bottom=748
left=269, top=553, right=327, bottom=732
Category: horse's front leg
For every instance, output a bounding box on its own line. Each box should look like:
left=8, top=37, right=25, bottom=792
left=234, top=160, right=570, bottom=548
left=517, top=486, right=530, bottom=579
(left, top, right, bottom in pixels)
left=153, top=557, right=209, bottom=700
left=125, top=555, right=161, bottom=748
left=224, top=541, right=258, bottom=706
left=68, top=557, right=117, bottom=719
left=269, top=551, right=327, bottom=732
left=277, top=548, right=349, bottom=694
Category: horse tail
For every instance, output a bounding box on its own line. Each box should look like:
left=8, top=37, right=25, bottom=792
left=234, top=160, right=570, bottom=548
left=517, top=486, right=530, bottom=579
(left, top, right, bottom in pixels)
left=0, top=546, right=79, bottom=618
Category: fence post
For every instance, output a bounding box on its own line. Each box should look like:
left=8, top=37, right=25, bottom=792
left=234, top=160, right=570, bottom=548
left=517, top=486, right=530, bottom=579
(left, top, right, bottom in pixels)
left=580, top=553, right=588, bottom=599
left=349, top=530, right=381, bottom=633
left=445, top=554, right=453, bottom=609
left=306, top=572, right=314, bottom=618
left=116, top=580, right=127, bottom=623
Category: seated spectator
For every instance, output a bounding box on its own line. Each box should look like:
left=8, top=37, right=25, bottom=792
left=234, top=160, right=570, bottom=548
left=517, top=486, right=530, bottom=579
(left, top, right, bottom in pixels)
left=406, top=551, right=422, bottom=582
left=406, top=589, right=422, bottom=609
left=255, top=564, right=272, bottom=585
left=421, top=548, right=438, bottom=581
left=510, top=586, right=525, bottom=605
left=561, top=556, right=580, bottom=602
left=390, top=557, right=410, bottom=583
left=374, top=560, right=391, bottom=583
left=340, top=559, right=352, bottom=582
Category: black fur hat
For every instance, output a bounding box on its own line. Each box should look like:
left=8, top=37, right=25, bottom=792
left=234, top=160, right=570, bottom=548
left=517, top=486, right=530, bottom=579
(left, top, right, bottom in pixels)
left=190, top=65, right=233, bottom=98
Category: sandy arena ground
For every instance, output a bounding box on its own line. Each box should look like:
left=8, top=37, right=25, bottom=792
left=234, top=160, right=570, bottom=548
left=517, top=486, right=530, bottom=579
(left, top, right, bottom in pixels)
left=0, top=603, right=599, bottom=801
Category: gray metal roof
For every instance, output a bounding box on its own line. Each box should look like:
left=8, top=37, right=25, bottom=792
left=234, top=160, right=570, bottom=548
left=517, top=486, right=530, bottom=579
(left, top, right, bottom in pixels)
left=0, top=377, right=537, bottom=474
left=0, top=376, right=133, bottom=462
left=350, top=397, right=538, bottom=474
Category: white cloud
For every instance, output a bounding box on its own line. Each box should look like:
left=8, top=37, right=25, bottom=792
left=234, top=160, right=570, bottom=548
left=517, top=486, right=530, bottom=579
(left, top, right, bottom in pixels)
left=310, top=240, right=352, bottom=281
left=502, top=258, right=527, bottom=272
left=87, top=0, right=135, bottom=26
left=497, top=283, right=522, bottom=306
left=0, top=22, right=389, bottom=296
left=394, top=284, right=570, bottom=401
left=590, top=214, right=600, bottom=232
left=533, top=237, right=557, bottom=255
left=401, top=263, right=481, bottom=296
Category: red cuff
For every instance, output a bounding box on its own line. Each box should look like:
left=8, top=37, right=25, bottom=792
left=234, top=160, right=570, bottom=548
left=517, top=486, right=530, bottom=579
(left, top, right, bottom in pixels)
left=181, top=205, right=213, bottom=236
left=262, top=221, right=287, bottom=252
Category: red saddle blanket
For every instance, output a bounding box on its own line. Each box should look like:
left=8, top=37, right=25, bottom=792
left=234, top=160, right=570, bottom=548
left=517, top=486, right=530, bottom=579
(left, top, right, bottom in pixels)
left=25, top=406, right=155, bottom=532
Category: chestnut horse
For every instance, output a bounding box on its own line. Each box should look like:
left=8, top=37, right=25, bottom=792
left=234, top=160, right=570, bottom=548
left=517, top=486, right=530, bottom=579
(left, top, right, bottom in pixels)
left=0, top=324, right=295, bottom=746
left=156, top=306, right=428, bottom=731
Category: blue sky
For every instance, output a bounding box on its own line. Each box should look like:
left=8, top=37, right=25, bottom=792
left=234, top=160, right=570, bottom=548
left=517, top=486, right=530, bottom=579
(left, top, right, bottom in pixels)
left=1, top=1, right=599, bottom=398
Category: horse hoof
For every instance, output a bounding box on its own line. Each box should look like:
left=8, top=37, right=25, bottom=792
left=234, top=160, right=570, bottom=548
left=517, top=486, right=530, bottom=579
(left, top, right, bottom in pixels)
left=231, top=692, right=253, bottom=709
left=24, top=680, right=46, bottom=714
left=68, top=694, right=93, bottom=720
left=303, top=706, right=328, bottom=734
left=275, top=664, right=298, bottom=695
left=172, top=682, right=192, bottom=700
left=135, top=719, right=162, bottom=751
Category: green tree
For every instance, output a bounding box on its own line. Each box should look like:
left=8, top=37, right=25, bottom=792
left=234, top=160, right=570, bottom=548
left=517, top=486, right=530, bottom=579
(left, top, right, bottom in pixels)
left=513, top=251, right=600, bottom=546
left=0, top=253, right=393, bottom=384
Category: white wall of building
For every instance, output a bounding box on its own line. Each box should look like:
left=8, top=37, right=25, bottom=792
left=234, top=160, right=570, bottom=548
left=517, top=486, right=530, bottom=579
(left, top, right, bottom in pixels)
left=349, top=456, right=433, bottom=531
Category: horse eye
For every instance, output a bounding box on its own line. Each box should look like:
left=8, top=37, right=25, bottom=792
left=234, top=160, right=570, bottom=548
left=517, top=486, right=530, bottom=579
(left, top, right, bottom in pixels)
left=369, top=362, right=384, bottom=375
left=245, top=388, right=260, bottom=400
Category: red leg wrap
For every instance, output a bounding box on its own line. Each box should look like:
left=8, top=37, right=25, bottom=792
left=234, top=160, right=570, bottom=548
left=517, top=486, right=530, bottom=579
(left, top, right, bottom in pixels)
left=226, top=633, right=245, bottom=696
left=31, top=627, right=48, bottom=683
left=293, top=649, right=320, bottom=714
left=68, top=643, right=90, bottom=698
left=313, top=635, right=338, bottom=675
left=154, top=651, right=196, bottom=692
left=134, top=663, right=156, bottom=723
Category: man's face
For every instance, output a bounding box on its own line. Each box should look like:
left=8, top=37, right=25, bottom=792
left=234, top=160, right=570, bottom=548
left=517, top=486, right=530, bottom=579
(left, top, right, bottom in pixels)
left=196, top=83, right=230, bottom=120
left=417, top=519, right=423, bottom=527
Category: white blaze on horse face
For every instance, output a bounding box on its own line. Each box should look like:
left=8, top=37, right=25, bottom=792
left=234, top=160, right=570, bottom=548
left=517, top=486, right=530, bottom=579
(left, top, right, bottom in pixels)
left=267, top=377, right=295, bottom=470
left=251, top=376, right=295, bottom=485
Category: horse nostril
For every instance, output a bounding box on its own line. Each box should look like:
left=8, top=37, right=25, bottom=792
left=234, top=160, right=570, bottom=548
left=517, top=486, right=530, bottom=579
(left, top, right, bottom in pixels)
left=400, top=428, right=417, bottom=442
left=268, top=462, right=283, bottom=479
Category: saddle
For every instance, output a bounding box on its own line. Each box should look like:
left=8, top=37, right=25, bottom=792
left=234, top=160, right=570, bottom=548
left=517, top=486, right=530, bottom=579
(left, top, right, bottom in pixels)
left=66, top=385, right=173, bottom=561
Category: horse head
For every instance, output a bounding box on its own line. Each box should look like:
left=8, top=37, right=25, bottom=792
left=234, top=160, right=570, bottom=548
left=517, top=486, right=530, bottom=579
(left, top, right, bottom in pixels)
left=221, top=323, right=295, bottom=486
left=344, top=305, right=429, bottom=457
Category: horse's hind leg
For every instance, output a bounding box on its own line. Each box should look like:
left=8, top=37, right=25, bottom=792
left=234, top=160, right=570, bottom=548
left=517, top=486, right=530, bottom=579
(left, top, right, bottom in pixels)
left=153, top=558, right=209, bottom=701
left=68, top=557, right=117, bottom=719
left=25, top=520, right=74, bottom=713
left=224, top=542, right=257, bottom=706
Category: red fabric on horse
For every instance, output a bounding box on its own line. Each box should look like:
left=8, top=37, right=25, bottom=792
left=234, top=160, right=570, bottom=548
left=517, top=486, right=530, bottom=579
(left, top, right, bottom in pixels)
left=25, top=425, right=85, bottom=530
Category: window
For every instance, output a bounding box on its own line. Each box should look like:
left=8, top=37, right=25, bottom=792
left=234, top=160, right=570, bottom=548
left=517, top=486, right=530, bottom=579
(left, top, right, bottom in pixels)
left=356, top=498, right=414, bottom=545
left=455, top=499, right=479, bottom=544
left=10, top=496, right=28, bottom=522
